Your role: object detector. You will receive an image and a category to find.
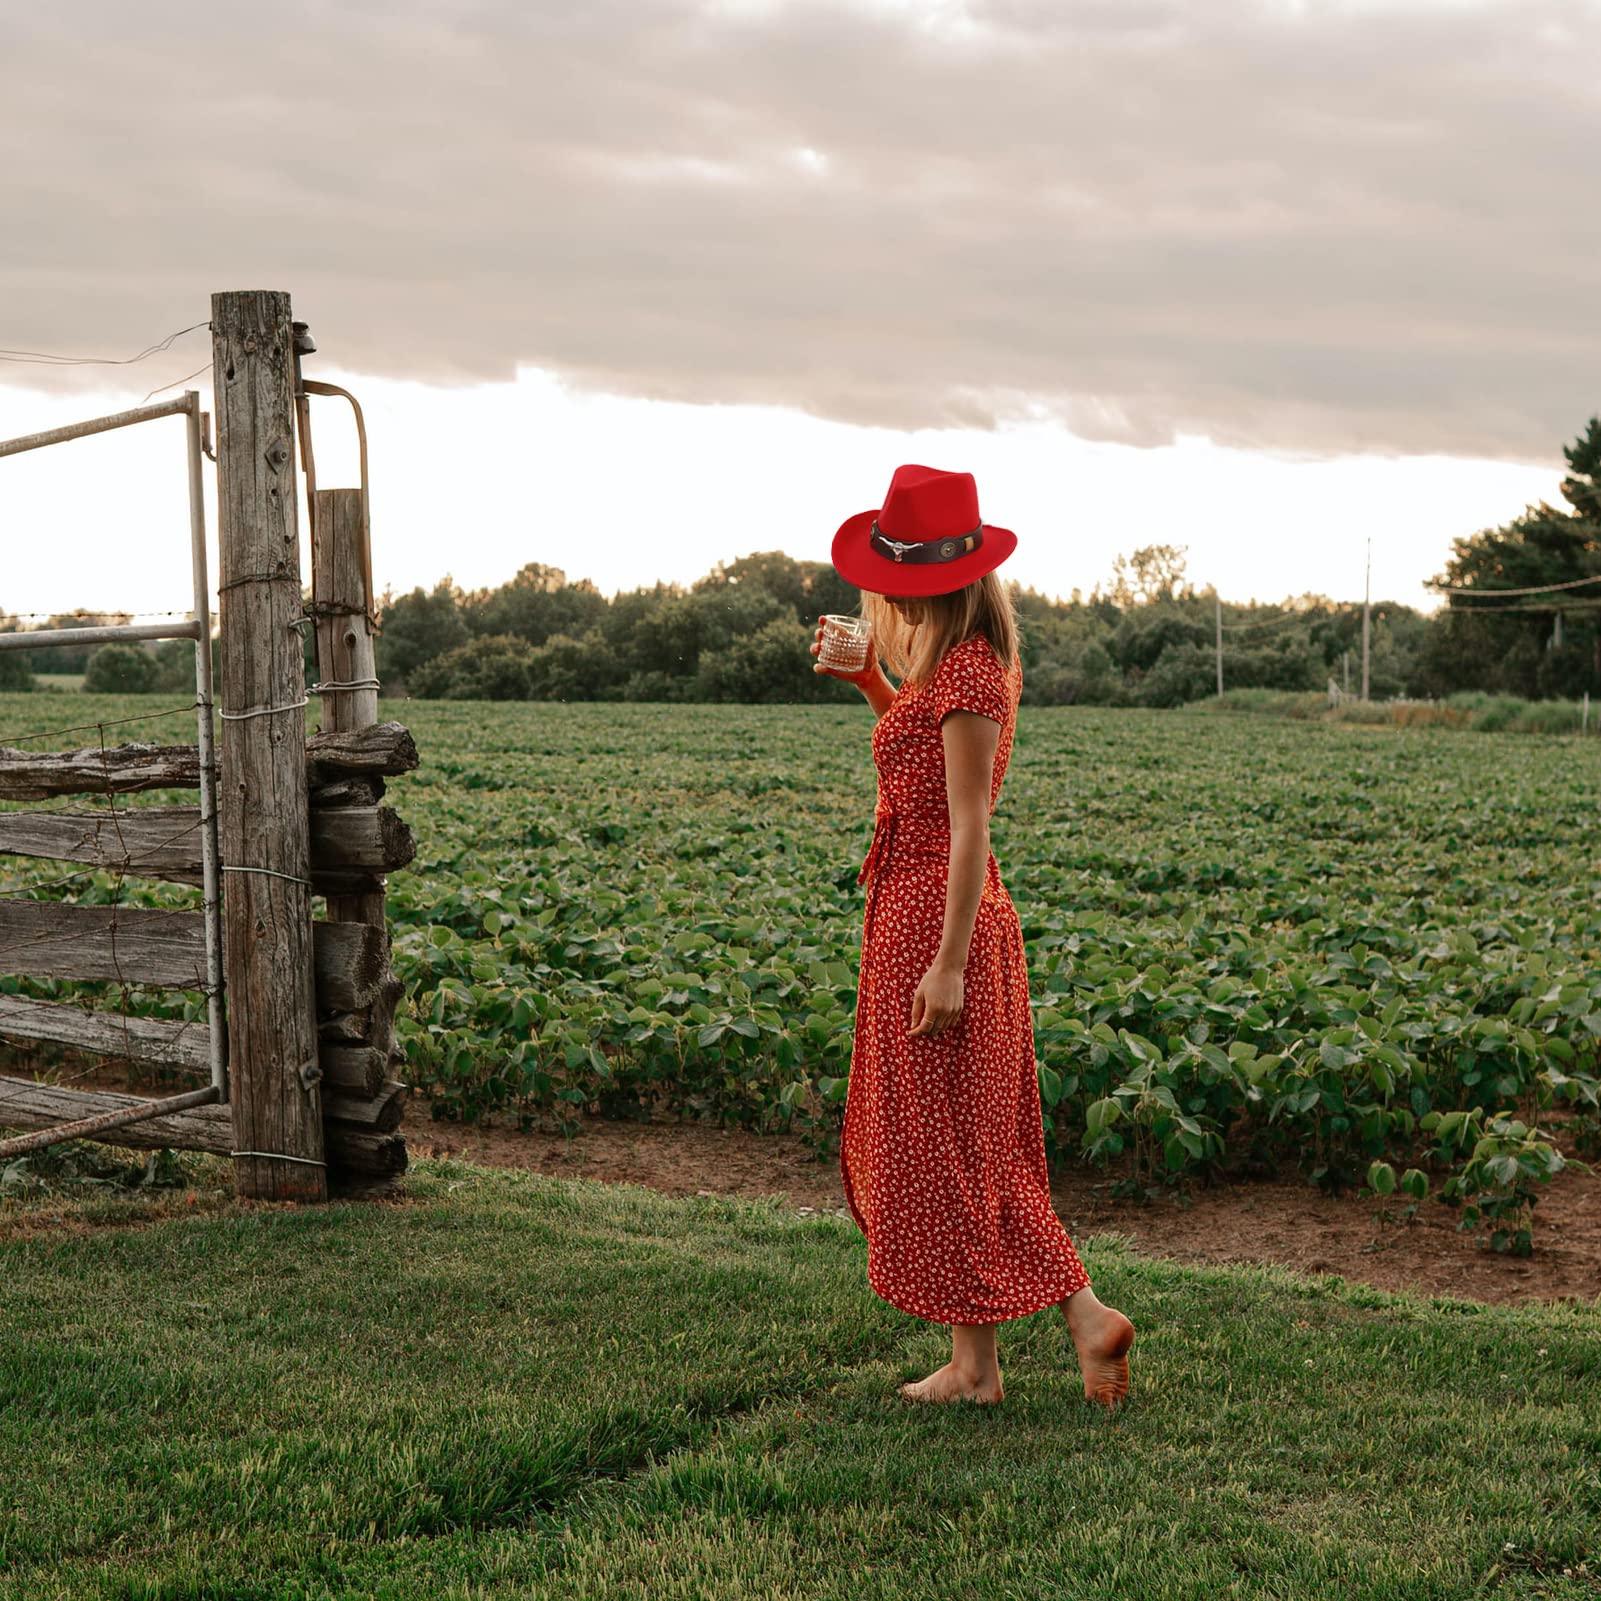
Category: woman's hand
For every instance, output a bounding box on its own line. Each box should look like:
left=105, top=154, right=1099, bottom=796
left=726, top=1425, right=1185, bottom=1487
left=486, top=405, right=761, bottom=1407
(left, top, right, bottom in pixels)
left=907, top=960, right=964, bottom=1039
left=811, top=616, right=883, bottom=689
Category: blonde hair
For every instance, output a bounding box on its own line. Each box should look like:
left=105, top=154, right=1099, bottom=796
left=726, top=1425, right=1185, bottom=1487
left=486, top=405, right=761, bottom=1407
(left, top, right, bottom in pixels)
left=859, top=572, right=1020, bottom=690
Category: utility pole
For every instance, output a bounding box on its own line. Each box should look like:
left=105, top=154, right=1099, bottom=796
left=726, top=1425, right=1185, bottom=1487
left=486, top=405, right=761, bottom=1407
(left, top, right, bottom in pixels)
left=1214, top=588, right=1224, bottom=696
left=1361, top=538, right=1372, bottom=702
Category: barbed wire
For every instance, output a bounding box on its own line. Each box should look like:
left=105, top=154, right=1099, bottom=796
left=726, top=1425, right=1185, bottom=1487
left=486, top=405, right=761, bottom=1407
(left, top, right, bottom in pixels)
left=0, top=702, right=201, bottom=748
left=0, top=609, right=197, bottom=624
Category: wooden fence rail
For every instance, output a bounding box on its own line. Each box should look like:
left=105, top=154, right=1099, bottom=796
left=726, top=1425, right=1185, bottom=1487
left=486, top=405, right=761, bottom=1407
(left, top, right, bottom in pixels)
left=0, top=804, right=414, bottom=888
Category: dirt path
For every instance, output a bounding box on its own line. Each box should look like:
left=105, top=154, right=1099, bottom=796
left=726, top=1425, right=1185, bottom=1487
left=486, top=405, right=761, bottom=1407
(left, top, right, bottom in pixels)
left=411, top=1109, right=1601, bottom=1308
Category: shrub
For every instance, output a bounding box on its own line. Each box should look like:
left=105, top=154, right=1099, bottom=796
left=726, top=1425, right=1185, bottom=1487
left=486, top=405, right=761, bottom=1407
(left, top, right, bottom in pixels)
left=0, top=645, right=31, bottom=692
left=83, top=644, right=159, bottom=694
left=410, top=634, right=535, bottom=700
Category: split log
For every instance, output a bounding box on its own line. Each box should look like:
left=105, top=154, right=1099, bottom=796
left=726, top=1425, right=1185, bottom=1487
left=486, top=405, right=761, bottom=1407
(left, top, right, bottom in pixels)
left=0, top=994, right=211, bottom=1072
left=368, top=972, right=405, bottom=1062
left=311, top=496, right=409, bottom=1173
left=324, top=1125, right=408, bottom=1179
left=309, top=776, right=384, bottom=808
left=316, top=973, right=404, bottom=1052
left=306, top=722, right=417, bottom=781
left=323, top=1079, right=407, bottom=1134
left=312, top=919, right=389, bottom=1014
left=317, top=1010, right=368, bottom=1044
left=0, top=903, right=208, bottom=987
left=319, top=1045, right=387, bottom=1097
left=0, top=1075, right=231, bottom=1154
left=309, top=806, right=415, bottom=892
left=0, top=744, right=200, bottom=802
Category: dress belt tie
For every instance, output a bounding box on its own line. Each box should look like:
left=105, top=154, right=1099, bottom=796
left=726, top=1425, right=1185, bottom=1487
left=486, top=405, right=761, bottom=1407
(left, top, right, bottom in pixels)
left=857, top=810, right=897, bottom=887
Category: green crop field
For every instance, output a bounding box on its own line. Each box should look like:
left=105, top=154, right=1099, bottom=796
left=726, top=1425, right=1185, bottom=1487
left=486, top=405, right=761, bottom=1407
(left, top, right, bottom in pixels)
left=1, top=694, right=1597, bottom=1250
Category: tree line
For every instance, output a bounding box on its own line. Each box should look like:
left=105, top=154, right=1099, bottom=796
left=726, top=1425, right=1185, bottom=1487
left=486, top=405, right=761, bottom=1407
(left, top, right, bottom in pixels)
left=5, top=418, right=1597, bottom=708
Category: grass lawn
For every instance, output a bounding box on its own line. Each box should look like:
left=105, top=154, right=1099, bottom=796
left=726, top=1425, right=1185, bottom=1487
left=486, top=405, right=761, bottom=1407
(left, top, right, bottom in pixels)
left=1, top=1163, right=1597, bottom=1600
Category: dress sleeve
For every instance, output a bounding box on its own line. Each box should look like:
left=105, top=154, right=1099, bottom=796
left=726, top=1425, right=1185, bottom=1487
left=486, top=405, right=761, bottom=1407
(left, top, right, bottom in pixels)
left=927, top=638, right=1010, bottom=726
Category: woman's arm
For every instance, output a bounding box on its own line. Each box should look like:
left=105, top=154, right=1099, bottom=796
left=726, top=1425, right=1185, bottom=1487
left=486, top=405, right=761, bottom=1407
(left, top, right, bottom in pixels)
left=811, top=618, right=899, bottom=716
left=855, top=661, right=899, bottom=719
left=907, top=709, right=999, bottom=1039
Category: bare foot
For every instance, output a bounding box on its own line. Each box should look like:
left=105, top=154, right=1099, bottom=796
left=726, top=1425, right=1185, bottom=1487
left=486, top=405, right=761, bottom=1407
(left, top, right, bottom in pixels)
left=900, top=1360, right=1005, bottom=1406
left=1063, top=1290, right=1135, bottom=1409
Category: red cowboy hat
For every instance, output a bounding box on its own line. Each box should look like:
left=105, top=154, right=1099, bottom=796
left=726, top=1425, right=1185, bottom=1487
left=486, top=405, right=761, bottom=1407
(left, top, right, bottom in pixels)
left=831, top=465, right=1017, bottom=596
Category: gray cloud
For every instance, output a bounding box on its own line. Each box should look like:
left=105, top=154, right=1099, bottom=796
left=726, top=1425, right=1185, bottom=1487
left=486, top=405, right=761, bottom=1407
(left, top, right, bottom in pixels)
left=3, top=0, right=1597, bottom=460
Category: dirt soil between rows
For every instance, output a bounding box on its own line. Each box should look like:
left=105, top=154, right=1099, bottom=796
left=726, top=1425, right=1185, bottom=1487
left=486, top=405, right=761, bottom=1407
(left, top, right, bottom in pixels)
left=410, top=1105, right=1601, bottom=1309
left=8, top=1056, right=1596, bottom=1307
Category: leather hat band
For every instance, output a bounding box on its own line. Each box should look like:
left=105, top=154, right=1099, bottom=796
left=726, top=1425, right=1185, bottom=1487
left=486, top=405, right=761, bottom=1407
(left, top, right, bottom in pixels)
left=869, top=521, right=984, bottom=565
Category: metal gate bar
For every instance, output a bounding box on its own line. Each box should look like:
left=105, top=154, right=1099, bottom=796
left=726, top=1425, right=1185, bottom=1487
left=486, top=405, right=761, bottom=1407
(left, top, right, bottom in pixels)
left=0, top=390, right=229, bottom=1133
left=0, top=1084, right=219, bottom=1161
left=0, top=395, right=195, bottom=460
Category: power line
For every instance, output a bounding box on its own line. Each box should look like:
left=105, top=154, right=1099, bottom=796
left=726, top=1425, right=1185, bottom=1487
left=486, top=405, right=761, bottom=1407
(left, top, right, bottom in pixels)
left=1438, top=596, right=1601, bottom=615
left=1218, top=609, right=1319, bottom=634
left=141, top=363, right=210, bottom=404
left=0, top=320, right=209, bottom=370
left=1425, top=572, right=1601, bottom=598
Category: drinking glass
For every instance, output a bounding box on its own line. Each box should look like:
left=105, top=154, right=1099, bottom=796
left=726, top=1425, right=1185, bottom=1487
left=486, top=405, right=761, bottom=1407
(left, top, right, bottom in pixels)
left=818, top=614, right=873, bottom=674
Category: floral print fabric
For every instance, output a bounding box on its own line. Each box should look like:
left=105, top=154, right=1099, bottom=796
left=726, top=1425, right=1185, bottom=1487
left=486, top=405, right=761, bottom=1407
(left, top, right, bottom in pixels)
left=840, top=633, right=1093, bottom=1324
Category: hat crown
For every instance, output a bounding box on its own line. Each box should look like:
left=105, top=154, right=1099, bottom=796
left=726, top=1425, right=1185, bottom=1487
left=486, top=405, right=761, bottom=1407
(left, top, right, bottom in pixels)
left=877, top=465, right=982, bottom=544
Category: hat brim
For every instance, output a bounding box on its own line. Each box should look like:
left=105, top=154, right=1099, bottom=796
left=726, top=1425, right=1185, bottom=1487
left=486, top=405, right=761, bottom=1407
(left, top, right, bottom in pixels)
left=830, top=509, right=1017, bottom=596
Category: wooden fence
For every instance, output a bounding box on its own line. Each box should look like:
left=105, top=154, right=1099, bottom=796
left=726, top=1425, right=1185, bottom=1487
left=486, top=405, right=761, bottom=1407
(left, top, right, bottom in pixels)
left=0, top=290, right=417, bottom=1200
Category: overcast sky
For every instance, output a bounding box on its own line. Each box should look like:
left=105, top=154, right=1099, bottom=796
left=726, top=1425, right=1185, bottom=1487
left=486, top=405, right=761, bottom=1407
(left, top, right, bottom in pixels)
left=3, top=0, right=1595, bottom=616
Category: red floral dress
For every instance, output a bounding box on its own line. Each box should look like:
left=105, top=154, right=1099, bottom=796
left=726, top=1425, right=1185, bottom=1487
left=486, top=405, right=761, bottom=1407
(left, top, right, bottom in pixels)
left=840, top=632, right=1092, bottom=1324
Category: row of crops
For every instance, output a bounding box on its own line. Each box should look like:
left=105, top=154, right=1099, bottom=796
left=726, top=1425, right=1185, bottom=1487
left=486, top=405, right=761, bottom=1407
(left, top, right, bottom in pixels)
left=379, top=699, right=1598, bottom=1254
left=2, top=695, right=1598, bottom=1254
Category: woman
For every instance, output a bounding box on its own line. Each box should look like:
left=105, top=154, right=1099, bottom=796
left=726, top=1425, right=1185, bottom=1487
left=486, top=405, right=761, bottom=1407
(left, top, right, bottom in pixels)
left=814, top=464, right=1136, bottom=1409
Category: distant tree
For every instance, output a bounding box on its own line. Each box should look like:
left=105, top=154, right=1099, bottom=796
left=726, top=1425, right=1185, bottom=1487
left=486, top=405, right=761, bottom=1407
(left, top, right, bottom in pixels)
left=696, top=616, right=821, bottom=702
left=602, top=582, right=686, bottom=673
left=84, top=644, right=160, bottom=694
left=145, top=637, right=219, bottom=695
left=13, top=615, right=131, bottom=676
left=692, top=584, right=788, bottom=653
left=410, top=634, right=534, bottom=700
left=376, top=579, right=471, bottom=685
left=1559, top=415, right=1601, bottom=524
left=1421, top=419, right=1601, bottom=699
left=629, top=593, right=707, bottom=678
left=0, top=627, right=31, bottom=692
left=1106, top=545, right=1193, bottom=608
left=1114, top=612, right=1210, bottom=676
left=464, top=563, right=608, bottom=647
left=695, top=551, right=860, bottom=626
left=528, top=629, right=619, bottom=701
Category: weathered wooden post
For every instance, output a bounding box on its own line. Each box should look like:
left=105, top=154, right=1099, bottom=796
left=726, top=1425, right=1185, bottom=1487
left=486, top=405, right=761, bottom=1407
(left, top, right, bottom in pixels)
left=210, top=290, right=326, bottom=1202
left=309, top=477, right=412, bottom=1184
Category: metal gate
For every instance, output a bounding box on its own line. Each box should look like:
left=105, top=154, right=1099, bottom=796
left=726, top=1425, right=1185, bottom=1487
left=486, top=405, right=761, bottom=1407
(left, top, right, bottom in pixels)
left=0, top=390, right=227, bottom=1157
